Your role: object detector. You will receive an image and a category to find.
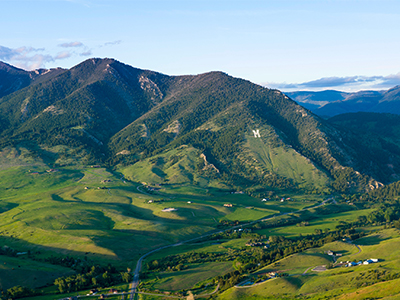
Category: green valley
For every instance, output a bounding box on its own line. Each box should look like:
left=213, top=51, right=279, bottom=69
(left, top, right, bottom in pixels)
left=2, top=59, right=400, bottom=299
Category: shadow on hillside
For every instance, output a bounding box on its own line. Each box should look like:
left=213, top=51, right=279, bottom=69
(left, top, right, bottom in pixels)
left=91, top=228, right=175, bottom=262
left=284, top=276, right=305, bottom=289
left=0, top=236, right=116, bottom=290
left=47, top=193, right=216, bottom=258
left=51, top=193, right=77, bottom=203
left=355, top=234, right=390, bottom=246
left=0, top=202, right=19, bottom=214
left=50, top=192, right=196, bottom=225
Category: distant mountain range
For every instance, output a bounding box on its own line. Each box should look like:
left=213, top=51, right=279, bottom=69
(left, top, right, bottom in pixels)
left=286, top=86, right=400, bottom=117
left=2, top=59, right=400, bottom=193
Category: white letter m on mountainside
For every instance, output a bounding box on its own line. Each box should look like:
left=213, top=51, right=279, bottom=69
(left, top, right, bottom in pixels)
left=253, top=129, right=261, bottom=138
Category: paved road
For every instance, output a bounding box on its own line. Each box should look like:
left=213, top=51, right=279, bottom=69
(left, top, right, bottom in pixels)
left=128, top=196, right=335, bottom=299
left=354, top=244, right=362, bottom=254
left=303, top=266, right=313, bottom=274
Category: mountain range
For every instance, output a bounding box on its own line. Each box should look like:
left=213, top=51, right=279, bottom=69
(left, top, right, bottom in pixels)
left=2, top=58, right=400, bottom=193
left=286, top=86, right=400, bottom=117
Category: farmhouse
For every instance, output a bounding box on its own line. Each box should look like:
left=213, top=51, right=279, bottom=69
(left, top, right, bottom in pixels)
left=326, top=250, right=342, bottom=257
left=363, top=258, right=379, bottom=265
left=224, top=203, right=233, bottom=207
left=89, top=289, right=98, bottom=295
left=348, top=259, right=378, bottom=267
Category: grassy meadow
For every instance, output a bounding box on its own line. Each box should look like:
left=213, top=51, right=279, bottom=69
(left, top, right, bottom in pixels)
left=256, top=208, right=375, bottom=237
left=3, top=146, right=400, bottom=300
left=0, top=146, right=333, bottom=292
left=217, top=227, right=400, bottom=300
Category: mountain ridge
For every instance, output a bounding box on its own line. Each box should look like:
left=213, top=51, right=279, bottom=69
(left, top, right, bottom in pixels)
left=287, top=86, right=400, bottom=117
left=1, top=58, right=400, bottom=193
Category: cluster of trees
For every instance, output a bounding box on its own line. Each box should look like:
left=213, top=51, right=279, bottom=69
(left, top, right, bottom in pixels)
left=363, top=181, right=400, bottom=202
left=0, top=246, right=18, bottom=257
left=210, top=229, right=261, bottom=241
left=145, top=227, right=356, bottom=283
left=54, top=266, right=131, bottom=294
left=146, top=252, right=227, bottom=273
left=0, top=251, right=132, bottom=297
left=33, top=254, right=131, bottom=294
left=217, top=219, right=241, bottom=228
left=3, top=285, right=38, bottom=299
left=356, top=205, right=400, bottom=224
left=215, top=270, right=243, bottom=290
left=296, top=221, right=310, bottom=227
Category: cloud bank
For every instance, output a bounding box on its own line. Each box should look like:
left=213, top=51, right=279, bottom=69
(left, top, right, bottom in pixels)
left=0, top=46, right=54, bottom=70
left=265, top=74, right=400, bottom=92
left=0, top=40, right=122, bottom=70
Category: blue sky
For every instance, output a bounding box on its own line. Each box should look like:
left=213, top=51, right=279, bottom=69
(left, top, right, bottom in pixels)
left=1, top=0, right=400, bottom=92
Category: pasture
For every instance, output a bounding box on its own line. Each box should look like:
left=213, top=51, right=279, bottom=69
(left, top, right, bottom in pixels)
left=0, top=158, right=332, bottom=295
left=255, top=208, right=374, bottom=237
left=217, top=227, right=400, bottom=299
left=146, top=262, right=233, bottom=291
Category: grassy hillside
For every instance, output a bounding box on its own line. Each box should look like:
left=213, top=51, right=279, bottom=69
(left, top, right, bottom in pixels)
left=242, top=126, right=330, bottom=191
left=0, top=146, right=329, bottom=292
left=119, top=145, right=219, bottom=186
left=0, top=255, right=74, bottom=290
left=217, top=228, right=400, bottom=300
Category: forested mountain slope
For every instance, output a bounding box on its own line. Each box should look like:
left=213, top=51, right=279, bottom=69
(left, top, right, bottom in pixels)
left=1, top=58, right=400, bottom=192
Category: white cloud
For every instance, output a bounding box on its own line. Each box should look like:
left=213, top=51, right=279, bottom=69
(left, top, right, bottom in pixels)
left=80, top=50, right=92, bottom=56
left=0, top=42, right=94, bottom=70
left=59, top=41, right=84, bottom=48
left=264, top=74, right=400, bottom=92
left=55, top=51, right=72, bottom=59
left=0, top=45, right=53, bottom=70
left=102, top=40, right=122, bottom=47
